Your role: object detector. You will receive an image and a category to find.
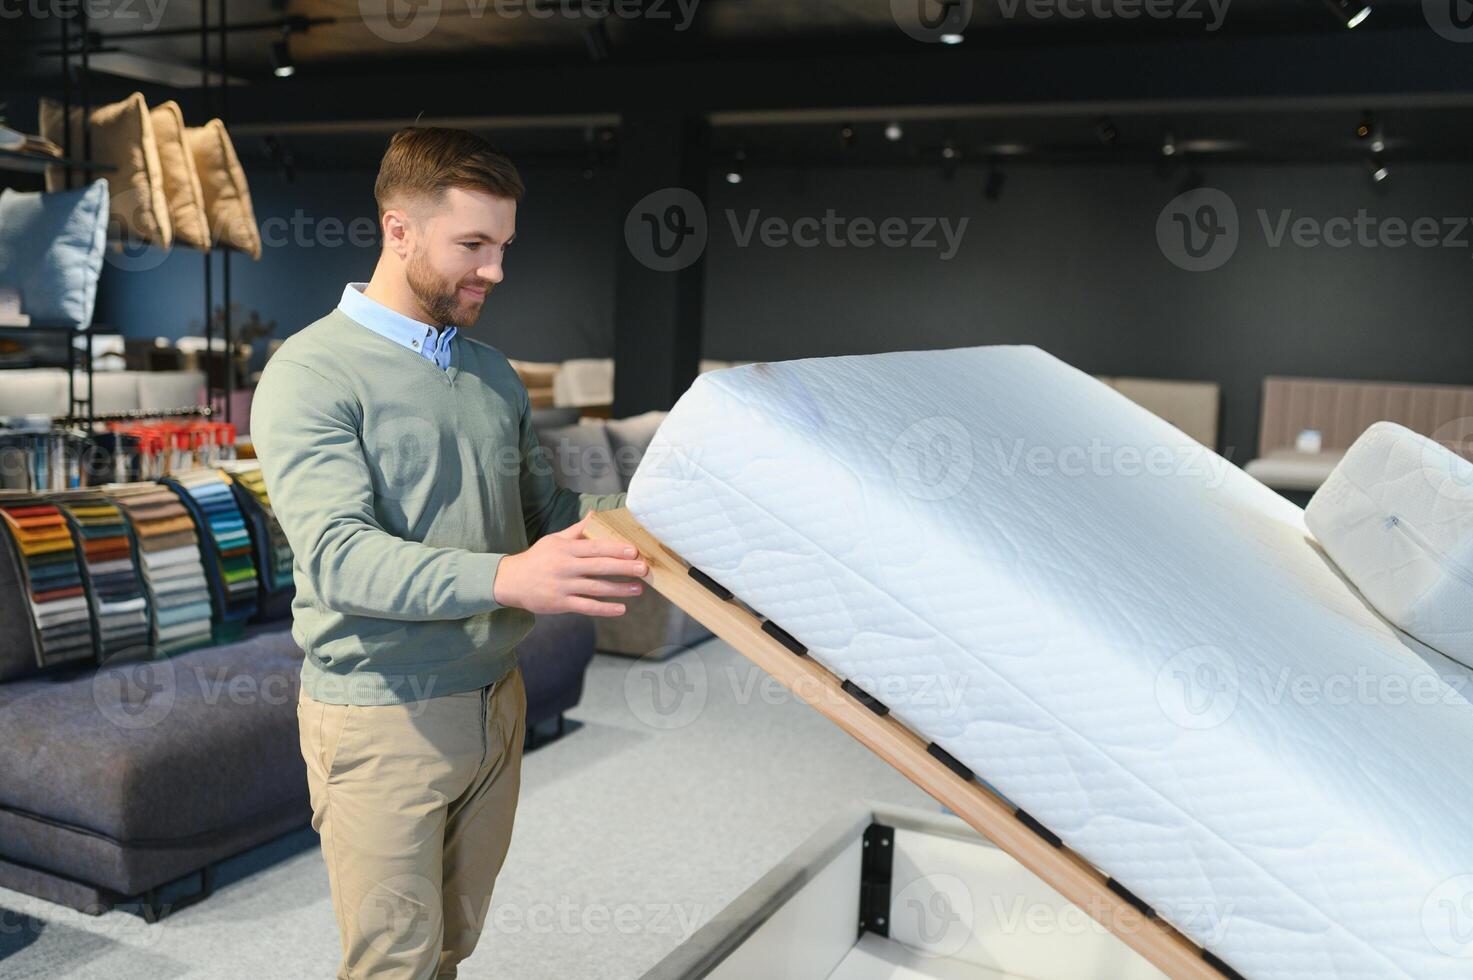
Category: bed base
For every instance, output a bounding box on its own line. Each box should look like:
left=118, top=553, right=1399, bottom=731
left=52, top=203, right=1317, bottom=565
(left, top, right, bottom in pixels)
left=587, top=507, right=1239, bottom=980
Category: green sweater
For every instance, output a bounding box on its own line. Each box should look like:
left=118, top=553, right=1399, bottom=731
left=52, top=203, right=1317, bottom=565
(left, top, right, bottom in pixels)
left=250, top=308, right=626, bottom=705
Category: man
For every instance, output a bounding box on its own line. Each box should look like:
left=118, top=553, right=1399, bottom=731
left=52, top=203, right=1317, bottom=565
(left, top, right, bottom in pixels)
left=251, top=126, right=646, bottom=978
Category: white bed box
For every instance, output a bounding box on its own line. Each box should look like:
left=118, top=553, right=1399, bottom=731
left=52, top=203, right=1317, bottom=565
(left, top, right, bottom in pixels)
left=640, top=803, right=1165, bottom=980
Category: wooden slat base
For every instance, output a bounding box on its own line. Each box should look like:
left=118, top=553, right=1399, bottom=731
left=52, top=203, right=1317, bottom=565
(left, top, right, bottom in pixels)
left=586, top=507, right=1231, bottom=980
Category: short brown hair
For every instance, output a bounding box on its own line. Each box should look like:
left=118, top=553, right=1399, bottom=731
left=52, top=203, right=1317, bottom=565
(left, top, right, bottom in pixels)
left=374, top=126, right=525, bottom=220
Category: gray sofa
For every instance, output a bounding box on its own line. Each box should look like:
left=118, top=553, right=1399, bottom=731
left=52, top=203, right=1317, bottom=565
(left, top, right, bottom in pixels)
left=532, top=408, right=712, bottom=658
left=0, top=613, right=595, bottom=917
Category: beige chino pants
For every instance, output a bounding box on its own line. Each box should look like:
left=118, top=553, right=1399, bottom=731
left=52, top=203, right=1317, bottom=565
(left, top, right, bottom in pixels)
left=297, top=667, right=527, bottom=979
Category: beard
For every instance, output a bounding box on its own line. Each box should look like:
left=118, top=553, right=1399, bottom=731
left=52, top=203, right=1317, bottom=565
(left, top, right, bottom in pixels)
left=406, top=247, right=491, bottom=329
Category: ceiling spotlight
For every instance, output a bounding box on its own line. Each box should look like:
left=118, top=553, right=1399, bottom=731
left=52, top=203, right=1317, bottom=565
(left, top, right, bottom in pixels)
left=941, top=139, right=960, bottom=179
left=885, top=121, right=903, bottom=142
left=1323, top=0, right=1371, bottom=28
left=1161, top=130, right=1177, bottom=157
left=839, top=123, right=856, bottom=149
left=1367, top=156, right=1389, bottom=183
left=271, top=29, right=295, bottom=78
left=1357, top=113, right=1387, bottom=154
left=1094, top=116, right=1118, bottom=145
left=725, top=149, right=746, bottom=185
left=939, top=32, right=965, bottom=44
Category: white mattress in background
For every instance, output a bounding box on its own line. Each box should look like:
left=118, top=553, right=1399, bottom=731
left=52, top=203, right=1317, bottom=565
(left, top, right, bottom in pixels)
left=626, top=346, right=1473, bottom=980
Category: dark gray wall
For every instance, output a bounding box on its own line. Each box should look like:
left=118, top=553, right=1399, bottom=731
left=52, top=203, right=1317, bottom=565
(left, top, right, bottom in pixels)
left=96, top=159, right=1473, bottom=463
left=700, top=161, right=1473, bottom=463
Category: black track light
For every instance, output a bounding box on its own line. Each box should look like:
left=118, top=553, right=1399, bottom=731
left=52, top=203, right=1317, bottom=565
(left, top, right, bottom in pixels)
left=584, top=19, right=611, bottom=63
left=983, top=163, right=1005, bottom=202
left=725, top=149, right=746, bottom=186
left=271, top=28, right=294, bottom=78
left=1323, top=0, right=1371, bottom=28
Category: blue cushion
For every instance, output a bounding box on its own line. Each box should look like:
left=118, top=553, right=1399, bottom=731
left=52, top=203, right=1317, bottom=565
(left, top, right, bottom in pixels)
left=0, top=179, right=109, bottom=330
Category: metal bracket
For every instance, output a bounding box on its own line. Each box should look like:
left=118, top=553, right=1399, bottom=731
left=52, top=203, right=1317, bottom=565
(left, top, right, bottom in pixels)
left=859, top=822, right=894, bottom=938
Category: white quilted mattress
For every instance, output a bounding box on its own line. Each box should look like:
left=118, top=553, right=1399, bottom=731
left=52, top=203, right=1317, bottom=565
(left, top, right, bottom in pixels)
left=625, top=346, right=1473, bottom=980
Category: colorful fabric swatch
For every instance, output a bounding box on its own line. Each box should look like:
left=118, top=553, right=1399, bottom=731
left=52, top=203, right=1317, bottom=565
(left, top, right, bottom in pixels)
left=49, top=490, right=152, bottom=661
left=222, top=464, right=294, bottom=593
left=104, top=482, right=214, bottom=656
left=0, top=493, right=96, bottom=668
left=162, top=468, right=259, bottom=630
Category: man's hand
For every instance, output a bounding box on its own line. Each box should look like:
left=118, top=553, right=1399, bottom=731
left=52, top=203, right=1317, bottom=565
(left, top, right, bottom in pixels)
left=492, top=512, right=647, bottom=616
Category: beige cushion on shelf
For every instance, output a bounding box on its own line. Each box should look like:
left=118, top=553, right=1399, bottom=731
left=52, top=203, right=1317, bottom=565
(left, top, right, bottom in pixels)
left=509, top=358, right=560, bottom=388
left=148, top=101, right=211, bottom=251
left=186, top=118, right=262, bottom=259
left=40, top=92, right=174, bottom=248
left=552, top=357, right=614, bottom=408
left=1244, top=449, right=1346, bottom=493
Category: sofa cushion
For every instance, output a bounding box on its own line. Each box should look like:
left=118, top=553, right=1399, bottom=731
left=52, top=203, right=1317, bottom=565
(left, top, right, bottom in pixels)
left=186, top=119, right=262, bottom=259
left=0, top=180, right=109, bottom=330
left=0, top=368, right=71, bottom=416
left=605, top=410, right=667, bottom=486
left=0, top=629, right=307, bottom=844
left=148, top=100, right=211, bottom=251
left=536, top=422, right=623, bottom=495
left=41, top=93, right=174, bottom=249
left=515, top=611, right=594, bottom=726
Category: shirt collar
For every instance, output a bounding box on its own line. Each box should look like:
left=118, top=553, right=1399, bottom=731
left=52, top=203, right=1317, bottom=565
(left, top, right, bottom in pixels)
left=338, top=282, right=458, bottom=369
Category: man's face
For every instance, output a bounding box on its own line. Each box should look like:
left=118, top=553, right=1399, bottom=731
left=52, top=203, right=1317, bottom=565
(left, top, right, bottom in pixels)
left=401, top=186, right=517, bottom=329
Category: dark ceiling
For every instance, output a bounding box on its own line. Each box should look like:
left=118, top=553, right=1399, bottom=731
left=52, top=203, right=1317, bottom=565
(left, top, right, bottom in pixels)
left=7, top=0, right=1471, bottom=174
left=12, top=0, right=1439, bottom=81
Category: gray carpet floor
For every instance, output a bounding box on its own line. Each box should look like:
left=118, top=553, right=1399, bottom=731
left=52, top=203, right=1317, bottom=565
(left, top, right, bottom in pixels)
left=0, top=636, right=938, bottom=979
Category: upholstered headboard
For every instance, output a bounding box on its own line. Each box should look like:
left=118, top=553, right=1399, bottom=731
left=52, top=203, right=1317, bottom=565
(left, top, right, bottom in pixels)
left=1258, top=376, right=1473, bottom=458
left=1096, top=376, right=1221, bottom=449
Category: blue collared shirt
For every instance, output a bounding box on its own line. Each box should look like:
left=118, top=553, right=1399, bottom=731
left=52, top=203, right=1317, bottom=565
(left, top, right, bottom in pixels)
left=337, top=282, right=457, bottom=371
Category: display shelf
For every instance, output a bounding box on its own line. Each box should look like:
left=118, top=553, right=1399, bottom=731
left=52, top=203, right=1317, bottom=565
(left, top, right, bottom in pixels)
left=0, top=148, right=116, bottom=175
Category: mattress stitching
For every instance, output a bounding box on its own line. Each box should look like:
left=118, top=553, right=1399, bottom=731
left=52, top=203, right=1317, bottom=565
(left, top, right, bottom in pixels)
left=647, top=417, right=1412, bottom=978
